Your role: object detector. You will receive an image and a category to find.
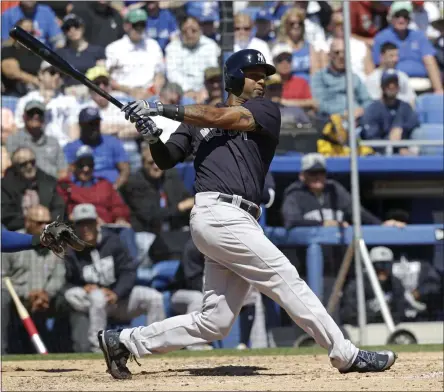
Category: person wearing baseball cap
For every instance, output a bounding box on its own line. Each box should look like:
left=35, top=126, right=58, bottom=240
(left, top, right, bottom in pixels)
left=361, top=69, right=420, bottom=154
left=372, top=1, right=443, bottom=94
left=282, top=152, right=405, bottom=231
left=56, top=13, right=106, bottom=93
left=255, top=9, right=276, bottom=43
left=63, top=107, right=130, bottom=188
left=203, top=67, right=223, bottom=106
left=270, top=43, right=316, bottom=111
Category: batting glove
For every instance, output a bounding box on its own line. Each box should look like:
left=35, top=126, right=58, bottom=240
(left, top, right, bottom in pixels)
left=121, top=100, right=164, bottom=122
left=135, top=116, right=163, bottom=144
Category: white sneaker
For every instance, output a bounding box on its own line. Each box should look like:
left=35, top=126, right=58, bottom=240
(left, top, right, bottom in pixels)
left=236, top=343, right=248, bottom=350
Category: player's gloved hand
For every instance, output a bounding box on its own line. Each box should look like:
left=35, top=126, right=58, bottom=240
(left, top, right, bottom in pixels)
left=135, top=115, right=163, bottom=144
left=121, top=100, right=163, bottom=122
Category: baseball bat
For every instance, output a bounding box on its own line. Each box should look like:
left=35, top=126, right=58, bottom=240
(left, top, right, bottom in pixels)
left=3, top=277, right=48, bottom=355
left=9, top=26, right=124, bottom=109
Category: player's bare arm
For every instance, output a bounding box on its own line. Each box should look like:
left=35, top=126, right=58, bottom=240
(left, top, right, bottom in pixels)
left=182, top=105, right=256, bottom=131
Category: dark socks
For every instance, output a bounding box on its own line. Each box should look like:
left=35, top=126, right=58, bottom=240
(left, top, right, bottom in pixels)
left=239, top=304, right=256, bottom=346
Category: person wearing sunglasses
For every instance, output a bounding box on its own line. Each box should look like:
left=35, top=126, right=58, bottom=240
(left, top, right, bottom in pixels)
left=56, top=14, right=106, bottom=101
left=234, top=13, right=273, bottom=65
left=105, top=8, right=165, bottom=101
left=1, top=204, right=67, bottom=355
left=13, top=61, right=80, bottom=148
left=56, top=145, right=131, bottom=229
left=372, top=1, right=443, bottom=94
left=5, top=100, right=68, bottom=179
left=1, top=147, right=65, bottom=232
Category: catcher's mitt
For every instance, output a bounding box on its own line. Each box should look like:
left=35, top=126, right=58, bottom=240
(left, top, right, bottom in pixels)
left=40, top=218, right=90, bottom=257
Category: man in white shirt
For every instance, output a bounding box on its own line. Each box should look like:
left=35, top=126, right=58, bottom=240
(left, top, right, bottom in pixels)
left=165, top=16, right=221, bottom=102
left=105, top=8, right=165, bottom=100
left=81, top=66, right=141, bottom=172
left=233, top=13, right=273, bottom=65
left=366, top=42, right=416, bottom=106
left=14, top=61, right=80, bottom=147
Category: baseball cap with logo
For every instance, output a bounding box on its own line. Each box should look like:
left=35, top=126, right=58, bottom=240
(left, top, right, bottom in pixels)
left=62, top=14, right=85, bottom=31
left=24, top=100, right=46, bottom=114
left=255, top=9, right=273, bottom=21
left=72, top=203, right=98, bottom=222
left=301, top=153, right=327, bottom=172
left=86, top=66, right=109, bottom=82
left=75, top=145, right=94, bottom=160
left=271, top=43, right=293, bottom=60
left=381, top=69, right=399, bottom=86
left=79, top=107, right=102, bottom=123
left=369, top=246, right=394, bottom=263
left=125, top=8, right=148, bottom=24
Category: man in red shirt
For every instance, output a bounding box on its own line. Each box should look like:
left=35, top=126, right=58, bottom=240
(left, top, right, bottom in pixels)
left=270, top=44, right=318, bottom=112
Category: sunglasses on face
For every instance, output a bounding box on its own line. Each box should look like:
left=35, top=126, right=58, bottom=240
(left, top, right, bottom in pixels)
left=275, top=54, right=292, bottom=63
left=393, top=11, right=410, bottom=20
left=94, top=79, right=109, bottom=87
left=287, top=21, right=303, bottom=28
left=132, top=22, right=147, bottom=30
left=63, top=22, right=82, bottom=32
left=17, top=159, right=36, bottom=168
left=235, top=26, right=252, bottom=31
left=25, top=110, right=45, bottom=119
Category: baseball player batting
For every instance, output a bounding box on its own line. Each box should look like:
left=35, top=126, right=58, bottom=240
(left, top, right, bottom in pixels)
left=97, top=49, right=397, bottom=379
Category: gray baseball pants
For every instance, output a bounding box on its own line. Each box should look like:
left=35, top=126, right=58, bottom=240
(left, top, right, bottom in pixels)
left=65, top=286, right=165, bottom=351
left=120, top=192, right=358, bottom=370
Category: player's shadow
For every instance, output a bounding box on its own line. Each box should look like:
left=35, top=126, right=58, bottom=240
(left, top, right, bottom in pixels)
left=168, top=365, right=290, bottom=377
left=35, top=368, right=82, bottom=373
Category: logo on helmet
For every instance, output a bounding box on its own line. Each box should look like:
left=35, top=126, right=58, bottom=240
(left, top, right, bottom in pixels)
left=257, top=53, right=265, bottom=63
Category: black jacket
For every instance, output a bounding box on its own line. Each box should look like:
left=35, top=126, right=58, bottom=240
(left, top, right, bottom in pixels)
left=121, top=168, right=192, bottom=233
left=1, top=167, right=66, bottom=231
left=63, top=231, right=136, bottom=300
left=281, top=179, right=381, bottom=229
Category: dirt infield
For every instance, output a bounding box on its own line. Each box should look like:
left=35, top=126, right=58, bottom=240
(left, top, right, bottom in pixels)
left=2, top=351, right=443, bottom=391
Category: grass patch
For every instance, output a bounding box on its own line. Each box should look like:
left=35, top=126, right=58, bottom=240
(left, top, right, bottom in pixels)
left=2, top=344, right=442, bottom=362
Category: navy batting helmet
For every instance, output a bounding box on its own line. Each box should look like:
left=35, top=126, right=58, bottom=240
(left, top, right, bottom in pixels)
left=224, top=49, right=276, bottom=97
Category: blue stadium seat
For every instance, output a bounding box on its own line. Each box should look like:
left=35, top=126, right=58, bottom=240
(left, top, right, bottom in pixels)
left=1, top=96, right=18, bottom=113
left=411, top=124, right=444, bottom=155
left=136, top=260, right=180, bottom=290
left=416, top=93, right=444, bottom=124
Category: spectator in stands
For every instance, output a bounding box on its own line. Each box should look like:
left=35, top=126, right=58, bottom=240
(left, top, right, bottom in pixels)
left=121, top=146, right=194, bottom=266
left=1, top=18, right=41, bottom=97
left=349, top=1, right=390, bottom=46
left=270, top=44, right=317, bottom=111
left=234, top=13, right=273, bottom=64
left=1, top=148, right=65, bottom=231
left=372, top=1, right=443, bottom=94
left=325, top=11, right=374, bottom=82
left=1, top=205, right=67, bottom=354
left=143, top=0, right=179, bottom=51
left=1, top=1, right=64, bottom=49
left=63, top=204, right=165, bottom=353
left=255, top=9, right=276, bottom=44
left=275, top=8, right=325, bottom=83
left=56, top=146, right=130, bottom=226
left=56, top=14, right=106, bottom=101
left=14, top=61, right=80, bottom=147
left=366, top=42, right=416, bottom=107
left=149, top=83, right=188, bottom=142
left=64, top=107, right=130, bottom=189
left=311, top=38, right=372, bottom=120
left=70, top=1, right=124, bottom=48
left=340, top=246, right=407, bottom=325
left=432, top=14, right=444, bottom=82
left=362, top=70, right=420, bottom=156
left=106, top=8, right=165, bottom=100
left=410, top=1, right=441, bottom=40
left=281, top=153, right=406, bottom=230
left=81, top=66, right=141, bottom=172
left=203, top=67, right=223, bottom=106
left=165, top=16, right=221, bottom=103
left=186, top=1, right=220, bottom=42
left=6, top=101, right=68, bottom=179
left=1, top=109, right=16, bottom=177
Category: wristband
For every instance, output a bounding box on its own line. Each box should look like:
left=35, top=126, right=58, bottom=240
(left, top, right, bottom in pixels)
left=163, top=105, right=185, bottom=122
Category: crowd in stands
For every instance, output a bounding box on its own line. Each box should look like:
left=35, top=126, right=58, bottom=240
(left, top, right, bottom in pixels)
left=1, top=1, right=443, bottom=354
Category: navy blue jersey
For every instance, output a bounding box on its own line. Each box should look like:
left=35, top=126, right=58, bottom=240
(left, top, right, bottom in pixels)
left=167, top=97, right=281, bottom=205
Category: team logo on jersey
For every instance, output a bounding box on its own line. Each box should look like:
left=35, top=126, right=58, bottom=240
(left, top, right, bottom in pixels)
left=198, top=128, right=248, bottom=142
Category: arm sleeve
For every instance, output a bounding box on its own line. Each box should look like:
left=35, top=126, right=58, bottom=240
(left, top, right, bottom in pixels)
left=402, top=104, right=420, bottom=138
left=112, top=241, right=137, bottom=299
left=356, top=76, right=372, bottom=108
left=281, top=190, right=322, bottom=229
left=372, top=32, right=384, bottom=65
left=1, top=229, right=39, bottom=252
left=361, top=103, right=383, bottom=139
left=56, top=144, right=68, bottom=172
left=242, top=97, right=281, bottom=141
left=419, top=33, right=437, bottom=57
left=311, top=71, right=329, bottom=114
